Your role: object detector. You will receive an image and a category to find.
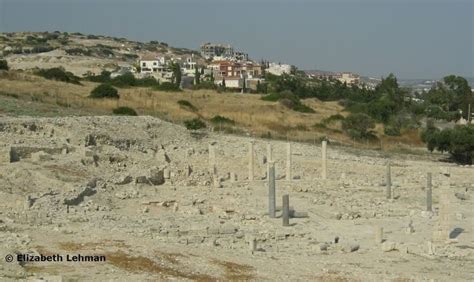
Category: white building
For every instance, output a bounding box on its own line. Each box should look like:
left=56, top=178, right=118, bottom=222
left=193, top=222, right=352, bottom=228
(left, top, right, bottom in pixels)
left=180, top=55, right=197, bottom=76
left=266, top=63, right=292, bottom=76
left=139, top=55, right=167, bottom=74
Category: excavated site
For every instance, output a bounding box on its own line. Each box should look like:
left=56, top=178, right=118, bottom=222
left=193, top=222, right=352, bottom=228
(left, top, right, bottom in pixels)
left=0, top=115, right=473, bottom=281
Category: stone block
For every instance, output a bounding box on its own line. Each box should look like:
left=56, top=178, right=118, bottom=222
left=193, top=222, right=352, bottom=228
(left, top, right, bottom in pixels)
left=187, top=236, right=204, bottom=244
left=342, top=243, right=359, bottom=253
left=31, top=151, right=52, bottom=162
left=381, top=241, right=397, bottom=252
left=207, top=227, right=220, bottom=235
left=148, top=168, right=165, bottom=185
left=219, top=226, right=238, bottom=235
left=115, top=175, right=133, bottom=185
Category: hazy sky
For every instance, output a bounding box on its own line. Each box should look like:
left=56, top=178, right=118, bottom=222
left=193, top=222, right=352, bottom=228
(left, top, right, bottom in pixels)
left=0, top=0, right=472, bottom=79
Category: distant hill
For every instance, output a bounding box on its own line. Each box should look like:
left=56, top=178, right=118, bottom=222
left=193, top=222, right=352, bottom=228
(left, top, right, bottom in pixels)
left=0, top=31, right=205, bottom=76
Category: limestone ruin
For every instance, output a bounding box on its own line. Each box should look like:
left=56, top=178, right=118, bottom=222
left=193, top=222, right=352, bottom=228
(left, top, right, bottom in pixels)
left=0, top=116, right=472, bottom=280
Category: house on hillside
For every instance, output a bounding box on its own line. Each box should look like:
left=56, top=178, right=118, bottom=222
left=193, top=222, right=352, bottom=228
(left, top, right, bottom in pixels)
left=138, top=54, right=173, bottom=82
left=266, top=63, right=292, bottom=76
left=200, top=43, right=234, bottom=59
left=209, top=60, right=264, bottom=90
left=180, top=55, right=198, bottom=76
left=306, top=70, right=360, bottom=85
left=200, top=42, right=249, bottom=62
left=139, top=54, right=167, bottom=74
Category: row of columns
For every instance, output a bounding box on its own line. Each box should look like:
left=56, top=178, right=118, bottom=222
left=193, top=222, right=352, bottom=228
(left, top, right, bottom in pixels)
left=210, top=140, right=329, bottom=182
left=250, top=141, right=328, bottom=182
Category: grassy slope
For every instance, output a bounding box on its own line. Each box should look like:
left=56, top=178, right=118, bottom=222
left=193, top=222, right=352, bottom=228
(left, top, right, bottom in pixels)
left=0, top=71, right=424, bottom=152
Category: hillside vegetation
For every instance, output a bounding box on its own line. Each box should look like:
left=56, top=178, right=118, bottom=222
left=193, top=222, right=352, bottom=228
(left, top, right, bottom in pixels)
left=0, top=70, right=424, bottom=152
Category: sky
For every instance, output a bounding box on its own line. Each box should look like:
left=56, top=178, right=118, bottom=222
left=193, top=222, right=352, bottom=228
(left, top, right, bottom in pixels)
left=0, top=0, right=472, bottom=79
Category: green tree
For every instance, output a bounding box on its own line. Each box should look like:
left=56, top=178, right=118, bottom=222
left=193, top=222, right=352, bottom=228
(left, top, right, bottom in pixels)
left=0, top=59, right=9, bottom=70
left=342, top=113, right=376, bottom=140
left=443, top=75, right=472, bottom=119
left=171, top=62, right=182, bottom=87
left=194, top=66, right=201, bottom=85
left=422, top=125, right=474, bottom=164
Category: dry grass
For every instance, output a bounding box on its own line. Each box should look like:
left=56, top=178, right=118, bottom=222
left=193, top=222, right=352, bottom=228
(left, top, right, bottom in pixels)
left=106, top=251, right=216, bottom=281
left=210, top=259, right=256, bottom=280
left=58, top=240, right=130, bottom=252
left=0, top=72, right=424, bottom=151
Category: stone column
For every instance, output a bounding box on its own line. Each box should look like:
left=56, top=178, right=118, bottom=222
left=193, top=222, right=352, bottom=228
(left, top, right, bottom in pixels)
left=248, top=142, right=254, bottom=181
left=250, top=237, right=257, bottom=254
left=432, top=185, right=452, bottom=242
left=24, top=195, right=31, bottom=210
left=386, top=161, right=392, bottom=199
left=268, top=162, right=276, bottom=218
left=426, top=172, right=432, bottom=212
left=266, top=143, right=272, bottom=179
left=286, top=143, right=291, bottom=181
left=322, top=140, right=327, bottom=180
left=208, top=144, right=216, bottom=175
left=374, top=226, right=383, bottom=244
left=282, top=194, right=290, bottom=226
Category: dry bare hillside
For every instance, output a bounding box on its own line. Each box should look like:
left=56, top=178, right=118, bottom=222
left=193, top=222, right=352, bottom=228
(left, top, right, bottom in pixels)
left=0, top=31, right=202, bottom=76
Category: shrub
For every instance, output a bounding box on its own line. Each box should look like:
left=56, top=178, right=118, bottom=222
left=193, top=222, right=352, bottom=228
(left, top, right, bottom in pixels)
left=261, top=92, right=283, bottom=102
left=210, top=115, right=235, bottom=125
left=0, top=91, right=18, bottom=98
left=313, top=122, right=327, bottom=129
left=192, top=81, right=217, bottom=90
left=66, top=48, right=92, bottom=56
left=135, top=76, right=159, bottom=87
left=154, top=82, right=181, bottom=92
left=177, top=100, right=197, bottom=111
left=85, top=70, right=111, bottom=83
left=111, top=72, right=136, bottom=87
left=113, top=106, right=137, bottom=116
left=425, top=105, right=461, bottom=122
left=89, top=84, right=119, bottom=99
left=0, top=59, right=9, bottom=71
left=262, top=91, right=315, bottom=113
left=322, top=114, right=345, bottom=125
left=31, top=46, right=55, bottom=53
left=383, top=125, right=401, bottom=136
left=342, top=113, right=376, bottom=140
left=122, top=53, right=139, bottom=60
left=184, top=118, right=206, bottom=130
left=36, top=67, right=81, bottom=84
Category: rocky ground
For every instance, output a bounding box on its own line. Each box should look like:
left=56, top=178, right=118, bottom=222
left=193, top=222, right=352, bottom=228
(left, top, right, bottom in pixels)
left=0, top=116, right=473, bottom=281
